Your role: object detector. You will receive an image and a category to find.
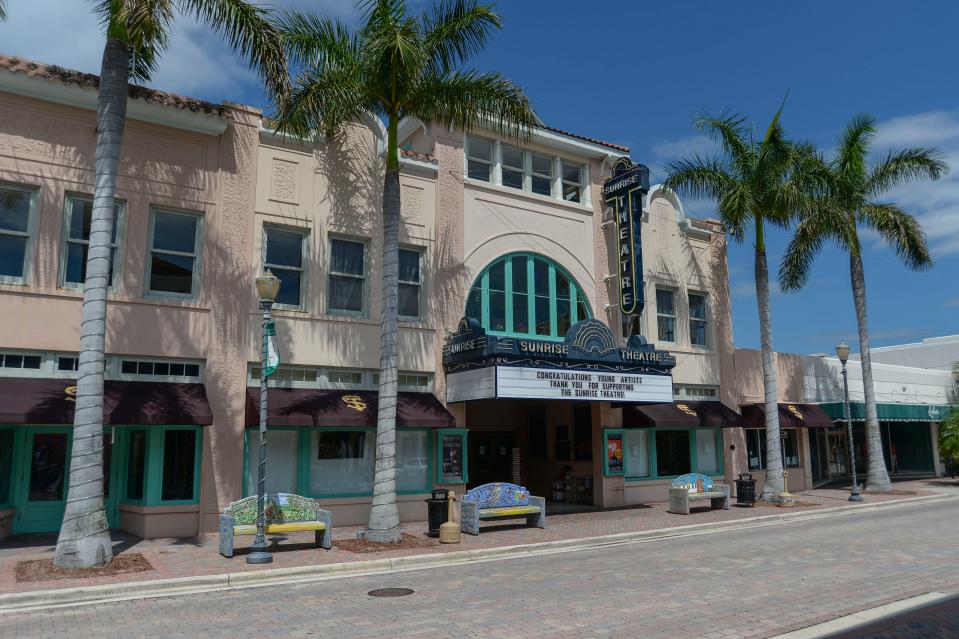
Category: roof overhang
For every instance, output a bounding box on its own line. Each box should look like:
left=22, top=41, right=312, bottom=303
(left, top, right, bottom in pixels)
left=0, top=67, right=230, bottom=136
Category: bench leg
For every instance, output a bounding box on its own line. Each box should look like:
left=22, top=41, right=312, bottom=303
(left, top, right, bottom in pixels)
left=315, top=509, right=333, bottom=549
left=218, top=515, right=235, bottom=558
left=668, top=490, right=690, bottom=515
left=529, top=496, right=546, bottom=529
left=460, top=501, right=479, bottom=536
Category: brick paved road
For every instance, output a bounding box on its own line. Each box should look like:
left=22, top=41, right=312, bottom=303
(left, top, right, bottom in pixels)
left=826, top=594, right=959, bottom=638
left=1, top=500, right=956, bottom=639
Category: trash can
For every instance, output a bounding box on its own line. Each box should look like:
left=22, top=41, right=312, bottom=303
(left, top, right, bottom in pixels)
left=736, top=473, right=756, bottom=506
left=426, top=489, right=450, bottom=537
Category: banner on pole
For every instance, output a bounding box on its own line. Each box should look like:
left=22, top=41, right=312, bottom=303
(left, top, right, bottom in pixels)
left=264, top=321, right=280, bottom=377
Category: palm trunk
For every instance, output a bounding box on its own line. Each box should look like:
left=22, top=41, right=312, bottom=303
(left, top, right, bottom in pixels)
left=53, top=38, right=128, bottom=567
left=754, top=217, right=784, bottom=499
left=366, top=116, right=402, bottom=543
left=849, top=250, right=892, bottom=491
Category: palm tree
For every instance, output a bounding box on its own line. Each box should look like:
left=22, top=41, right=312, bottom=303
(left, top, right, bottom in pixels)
left=780, top=115, right=946, bottom=491
left=55, top=0, right=287, bottom=569
left=941, top=364, right=959, bottom=477
left=0, top=1, right=6, bottom=20
left=272, top=0, right=537, bottom=542
left=664, top=105, right=820, bottom=500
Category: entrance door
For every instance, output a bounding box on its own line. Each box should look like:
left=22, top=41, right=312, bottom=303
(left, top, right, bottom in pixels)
left=827, top=431, right=849, bottom=478
left=469, top=432, right=515, bottom=487
left=14, top=427, right=71, bottom=534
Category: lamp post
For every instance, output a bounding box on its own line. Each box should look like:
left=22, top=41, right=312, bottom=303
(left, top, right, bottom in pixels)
left=835, top=340, right=863, bottom=502
left=248, top=270, right=280, bottom=564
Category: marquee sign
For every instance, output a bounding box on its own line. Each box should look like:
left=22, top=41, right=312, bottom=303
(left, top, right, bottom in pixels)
left=603, top=158, right=649, bottom=316
left=443, top=317, right=676, bottom=404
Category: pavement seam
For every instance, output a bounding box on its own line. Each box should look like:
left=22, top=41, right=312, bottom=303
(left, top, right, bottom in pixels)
left=0, top=493, right=953, bottom=615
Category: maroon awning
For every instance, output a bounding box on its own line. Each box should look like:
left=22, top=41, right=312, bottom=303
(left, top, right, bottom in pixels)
left=0, top=378, right=213, bottom=425
left=740, top=403, right=833, bottom=429
left=622, top=401, right=748, bottom=429
left=244, top=388, right=456, bottom=428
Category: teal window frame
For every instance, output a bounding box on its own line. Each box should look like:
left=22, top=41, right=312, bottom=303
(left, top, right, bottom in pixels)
left=603, top=427, right=724, bottom=481
left=466, top=252, right=592, bottom=341
left=436, top=428, right=469, bottom=484
left=0, top=426, right=17, bottom=509
left=243, top=427, right=437, bottom=498
left=120, top=427, right=149, bottom=505
left=114, top=425, right=203, bottom=506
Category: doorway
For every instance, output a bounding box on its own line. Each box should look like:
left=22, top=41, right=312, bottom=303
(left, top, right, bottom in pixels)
left=827, top=431, right=849, bottom=478
left=468, top=432, right=515, bottom=487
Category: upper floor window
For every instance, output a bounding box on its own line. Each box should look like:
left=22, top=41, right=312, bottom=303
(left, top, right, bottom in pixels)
left=148, top=209, right=201, bottom=297
left=562, top=160, right=584, bottom=202
left=530, top=153, right=553, bottom=196
left=0, top=184, right=36, bottom=284
left=328, top=237, right=366, bottom=315
left=398, top=248, right=423, bottom=321
left=689, top=292, right=708, bottom=347
left=0, top=352, right=42, bottom=370
left=501, top=145, right=524, bottom=189
left=119, top=357, right=202, bottom=381
left=656, top=288, right=675, bottom=343
left=62, top=195, right=123, bottom=289
left=264, top=225, right=306, bottom=307
left=465, top=253, right=592, bottom=340
left=674, top=384, right=718, bottom=400
left=466, top=136, right=492, bottom=181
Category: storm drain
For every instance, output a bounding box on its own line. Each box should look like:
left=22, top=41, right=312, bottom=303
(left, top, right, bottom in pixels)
left=368, top=588, right=414, bottom=598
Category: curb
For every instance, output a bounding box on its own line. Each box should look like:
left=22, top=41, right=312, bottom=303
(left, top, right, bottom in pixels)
left=0, top=493, right=952, bottom=614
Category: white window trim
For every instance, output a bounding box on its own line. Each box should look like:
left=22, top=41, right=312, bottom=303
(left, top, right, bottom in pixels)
left=561, top=159, right=586, bottom=204
left=146, top=207, right=204, bottom=300
left=263, top=223, right=308, bottom=310
left=465, top=135, right=493, bottom=182
left=655, top=287, right=677, bottom=344
left=0, top=183, right=39, bottom=286
left=688, top=291, right=710, bottom=349
left=327, top=236, right=369, bottom=317
left=398, top=246, right=425, bottom=322
left=60, top=193, right=126, bottom=291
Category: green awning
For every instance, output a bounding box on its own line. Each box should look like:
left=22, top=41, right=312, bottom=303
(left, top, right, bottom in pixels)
left=820, top=402, right=954, bottom=422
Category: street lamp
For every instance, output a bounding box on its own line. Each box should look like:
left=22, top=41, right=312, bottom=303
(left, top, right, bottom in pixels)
left=835, top=340, right=863, bottom=502
left=248, top=270, right=281, bottom=564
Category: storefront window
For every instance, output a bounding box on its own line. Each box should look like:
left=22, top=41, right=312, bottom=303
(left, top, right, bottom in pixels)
left=310, top=431, right=374, bottom=495
left=161, top=430, right=197, bottom=501
left=126, top=430, right=147, bottom=500
left=623, top=429, right=649, bottom=477
left=747, top=428, right=800, bottom=470
left=0, top=429, right=13, bottom=505
left=396, top=431, right=429, bottom=492
left=656, top=429, right=690, bottom=477
left=29, top=433, right=68, bottom=501
left=246, top=430, right=299, bottom=495
left=438, top=430, right=468, bottom=483
left=695, top=429, right=719, bottom=474
left=781, top=429, right=800, bottom=468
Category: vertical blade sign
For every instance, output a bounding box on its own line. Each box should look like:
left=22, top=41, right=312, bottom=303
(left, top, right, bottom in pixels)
left=603, top=158, right=649, bottom=316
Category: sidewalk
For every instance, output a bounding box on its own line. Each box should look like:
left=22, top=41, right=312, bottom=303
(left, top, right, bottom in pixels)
left=0, top=479, right=951, bottom=599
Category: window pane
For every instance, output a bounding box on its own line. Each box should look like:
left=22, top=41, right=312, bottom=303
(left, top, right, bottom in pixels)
left=150, top=253, right=194, bottom=294
left=657, top=289, right=674, bottom=314
left=274, top=269, right=301, bottom=306
left=247, top=430, right=298, bottom=495
left=4, top=355, right=22, bottom=368
left=691, top=320, right=707, bottom=347
left=531, top=154, right=552, bottom=175
left=121, top=360, right=137, bottom=374
left=534, top=259, right=549, bottom=296
left=399, top=283, right=420, bottom=318
left=747, top=430, right=766, bottom=471
left=782, top=429, right=800, bottom=468
left=0, top=235, right=27, bottom=278
left=329, top=275, right=363, bottom=312
left=153, top=362, right=170, bottom=376
left=161, top=430, right=197, bottom=501
left=489, top=290, right=506, bottom=331
left=152, top=211, right=197, bottom=254
left=535, top=296, right=551, bottom=336
left=577, top=297, right=590, bottom=321
left=695, top=429, right=718, bottom=474
left=689, top=294, right=706, bottom=320
left=0, top=430, right=14, bottom=504
left=398, top=249, right=420, bottom=283
left=330, top=239, right=364, bottom=275
left=562, top=161, right=581, bottom=184
left=266, top=228, right=303, bottom=268
left=64, top=242, right=87, bottom=285
left=557, top=299, right=571, bottom=335
left=488, top=260, right=505, bottom=292
left=465, top=283, right=481, bottom=319
left=28, top=433, right=67, bottom=501
left=0, top=187, right=31, bottom=233
left=69, top=199, right=120, bottom=243
left=657, top=317, right=675, bottom=342
left=310, top=431, right=374, bottom=495
left=396, top=431, right=429, bottom=492
left=512, top=293, right=529, bottom=333
left=502, top=146, right=523, bottom=169
left=467, top=159, right=490, bottom=182
left=655, top=430, right=691, bottom=477
left=502, top=168, right=523, bottom=189
left=511, top=256, right=527, bottom=293
left=126, top=430, right=147, bottom=500
left=563, top=183, right=582, bottom=202
left=468, top=137, right=491, bottom=161
left=23, top=355, right=41, bottom=369
left=531, top=175, right=552, bottom=196
left=169, top=363, right=185, bottom=376
left=137, top=361, right=154, bottom=375
left=623, top=429, right=650, bottom=477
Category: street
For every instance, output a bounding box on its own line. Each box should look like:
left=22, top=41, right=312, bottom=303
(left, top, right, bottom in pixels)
left=1, top=499, right=957, bottom=639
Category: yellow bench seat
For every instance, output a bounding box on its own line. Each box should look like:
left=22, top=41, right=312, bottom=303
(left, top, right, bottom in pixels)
left=478, top=505, right=542, bottom=518
left=233, top=522, right=327, bottom=535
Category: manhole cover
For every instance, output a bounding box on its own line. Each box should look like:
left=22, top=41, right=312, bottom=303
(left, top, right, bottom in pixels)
left=368, top=588, right=414, bottom=598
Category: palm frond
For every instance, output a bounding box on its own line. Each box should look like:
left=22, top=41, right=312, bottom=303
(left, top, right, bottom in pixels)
left=693, top=110, right=752, bottom=175
left=866, top=147, right=948, bottom=196
left=422, top=0, right=500, bottom=74
left=178, top=0, right=289, bottom=99
left=779, top=217, right=826, bottom=291
left=96, top=0, right=174, bottom=82
left=836, top=113, right=875, bottom=181
left=274, top=65, right=370, bottom=140
left=860, top=202, right=932, bottom=270
left=275, top=10, right=359, bottom=72
left=361, top=0, right=425, bottom=107
left=0, top=1, right=7, bottom=21
left=407, top=69, right=537, bottom=141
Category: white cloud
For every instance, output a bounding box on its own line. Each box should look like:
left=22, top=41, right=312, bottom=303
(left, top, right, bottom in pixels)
left=873, top=111, right=959, bottom=148
left=650, top=134, right=721, bottom=161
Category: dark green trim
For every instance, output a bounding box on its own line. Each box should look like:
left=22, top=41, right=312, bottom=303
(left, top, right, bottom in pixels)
left=605, top=426, right=724, bottom=481
left=820, top=402, right=954, bottom=423
left=0, top=426, right=15, bottom=509
left=436, top=428, right=469, bottom=484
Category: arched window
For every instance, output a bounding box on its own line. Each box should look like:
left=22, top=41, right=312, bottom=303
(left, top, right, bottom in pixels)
left=464, top=253, right=592, bottom=340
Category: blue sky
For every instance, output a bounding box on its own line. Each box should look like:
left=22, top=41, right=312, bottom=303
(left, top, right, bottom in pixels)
left=2, top=1, right=956, bottom=355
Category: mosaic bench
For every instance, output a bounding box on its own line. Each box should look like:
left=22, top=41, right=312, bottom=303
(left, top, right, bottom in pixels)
left=668, top=473, right=730, bottom=515
left=219, top=493, right=332, bottom=558
left=460, top=482, right=545, bottom=536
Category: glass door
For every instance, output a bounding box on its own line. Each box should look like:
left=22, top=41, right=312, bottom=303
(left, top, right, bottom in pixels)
left=14, top=427, right=71, bottom=534
left=827, top=431, right=849, bottom=479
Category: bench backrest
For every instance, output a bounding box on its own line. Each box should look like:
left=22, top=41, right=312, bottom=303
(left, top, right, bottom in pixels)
left=225, top=493, right=318, bottom=525
left=671, top=473, right=714, bottom=494
left=463, top=483, right=530, bottom=508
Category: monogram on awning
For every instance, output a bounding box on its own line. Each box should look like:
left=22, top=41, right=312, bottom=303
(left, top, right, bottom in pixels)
left=740, top=403, right=833, bottom=429
left=243, top=388, right=456, bottom=428
left=621, top=401, right=748, bottom=429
